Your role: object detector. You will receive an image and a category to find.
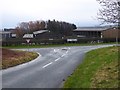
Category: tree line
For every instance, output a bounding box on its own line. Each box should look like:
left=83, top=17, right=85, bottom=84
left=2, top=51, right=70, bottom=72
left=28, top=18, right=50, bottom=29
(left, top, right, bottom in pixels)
left=11, top=20, right=76, bottom=38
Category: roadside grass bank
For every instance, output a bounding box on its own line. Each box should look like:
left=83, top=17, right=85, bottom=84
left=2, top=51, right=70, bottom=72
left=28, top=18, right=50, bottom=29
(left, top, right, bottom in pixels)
left=63, top=46, right=119, bottom=88
left=3, top=42, right=116, bottom=49
left=1, top=48, right=39, bottom=69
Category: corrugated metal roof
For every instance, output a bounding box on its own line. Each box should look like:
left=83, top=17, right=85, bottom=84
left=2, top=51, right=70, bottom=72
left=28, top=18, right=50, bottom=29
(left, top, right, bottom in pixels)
left=23, top=34, right=33, bottom=38
left=74, top=27, right=109, bottom=31
left=33, top=30, right=48, bottom=34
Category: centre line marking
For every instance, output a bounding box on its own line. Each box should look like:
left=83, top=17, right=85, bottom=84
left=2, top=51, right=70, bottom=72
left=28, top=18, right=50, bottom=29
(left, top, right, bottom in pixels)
left=55, top=57, right=61, bottom=61
left=61, top=54, right=66, bottom=57
left=42, top=62, right=53, bottom=68
left=66, top=51, right=68, bottom=54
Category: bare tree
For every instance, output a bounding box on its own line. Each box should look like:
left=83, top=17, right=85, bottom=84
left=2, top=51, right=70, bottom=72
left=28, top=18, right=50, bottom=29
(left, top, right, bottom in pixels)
left=18, top=22, right=30, bottom=33
left=97, top=0, right=120, bottom=26
left=13, top=27, right=24, bottom=38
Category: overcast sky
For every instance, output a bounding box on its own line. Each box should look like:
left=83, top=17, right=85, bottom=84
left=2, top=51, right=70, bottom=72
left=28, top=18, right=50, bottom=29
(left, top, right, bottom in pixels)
left=1, top=0, right=102, bottom=29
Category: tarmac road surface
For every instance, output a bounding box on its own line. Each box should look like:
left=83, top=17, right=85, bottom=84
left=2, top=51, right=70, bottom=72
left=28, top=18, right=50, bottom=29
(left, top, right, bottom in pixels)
left=2, top=45, right=114, bottom=88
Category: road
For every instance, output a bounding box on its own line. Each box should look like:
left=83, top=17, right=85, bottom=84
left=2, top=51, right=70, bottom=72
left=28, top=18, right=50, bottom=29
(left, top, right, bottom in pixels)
left=1, top=45, right=114, bottom=88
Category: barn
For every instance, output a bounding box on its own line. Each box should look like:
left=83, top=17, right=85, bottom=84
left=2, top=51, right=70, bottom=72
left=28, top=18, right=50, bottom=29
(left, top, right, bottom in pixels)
left=102, top=27, right=120, bottom=42
left=73, top=27, right=108, bottom=38
left=102, top=28, right=120, bottom=38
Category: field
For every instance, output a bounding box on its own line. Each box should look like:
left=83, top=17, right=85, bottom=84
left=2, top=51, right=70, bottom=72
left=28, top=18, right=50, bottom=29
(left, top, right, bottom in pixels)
left=63, top=46, right=119, bottom=88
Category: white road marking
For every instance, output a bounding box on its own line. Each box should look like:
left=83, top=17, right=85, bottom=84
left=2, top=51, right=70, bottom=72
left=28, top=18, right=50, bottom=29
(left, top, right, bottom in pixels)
left=66, top=51, right=68, bottom=54
left=55, top=57, right=61, bottom=61
left=42, top=48, right=69, bottom=68
left=61, top=50, right=69, bottom=57
left=61, top=54, right=66, bottom=57
left=42, top=62, right=53, bottom=68
left=54, top=49, right=59, bottom=52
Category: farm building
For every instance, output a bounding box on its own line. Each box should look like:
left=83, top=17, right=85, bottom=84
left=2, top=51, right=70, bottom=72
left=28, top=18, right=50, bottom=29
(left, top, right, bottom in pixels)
left=1, top=26, right=120, bottom=46
left=22, top=30, right=62, bottom=39
left=73, top=27, right=108, bottom=38
left=73, top=27, right=120, bottom=42
left=102, top=28, right=120, bottom=39
left=0, top=31, right=16, bottom=39
left=101, top=28, right=120, bottom=42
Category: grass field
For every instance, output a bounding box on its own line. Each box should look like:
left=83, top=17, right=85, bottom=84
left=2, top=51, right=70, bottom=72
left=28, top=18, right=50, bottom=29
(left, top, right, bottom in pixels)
left=3, top=42, right=116, bottom=49
left=1, top=48, right=39, bottom=69
left=63, top=46, right=119, bottom=88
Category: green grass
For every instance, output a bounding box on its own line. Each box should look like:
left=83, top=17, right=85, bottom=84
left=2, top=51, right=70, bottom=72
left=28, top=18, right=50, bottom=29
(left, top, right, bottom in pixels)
left=63, top=46, right=119, bottom=88
left=91, top=61, right=119, bottom=88
left=3, top=42, right=116, bottom=49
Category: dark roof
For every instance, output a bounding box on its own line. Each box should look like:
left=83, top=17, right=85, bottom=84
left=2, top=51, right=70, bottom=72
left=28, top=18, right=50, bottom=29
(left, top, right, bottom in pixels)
left=74, top=27, right=109, bottom=31
left=4, top=28, right=16, bottom=31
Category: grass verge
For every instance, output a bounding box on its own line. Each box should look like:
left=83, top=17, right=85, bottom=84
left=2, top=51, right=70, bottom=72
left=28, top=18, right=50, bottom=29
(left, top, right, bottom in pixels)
left=63, top=46, right=119, bottom=88
left=1, top=48, right=39, bottom=69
